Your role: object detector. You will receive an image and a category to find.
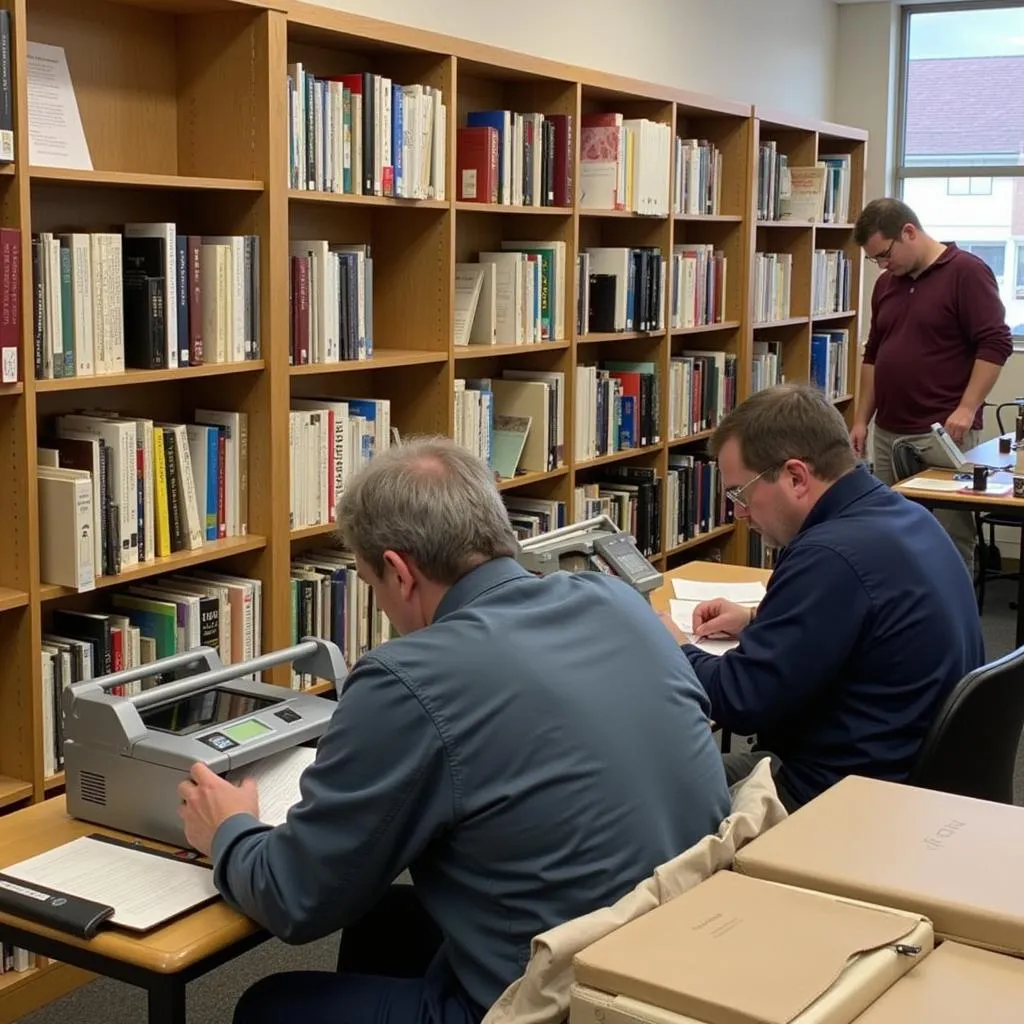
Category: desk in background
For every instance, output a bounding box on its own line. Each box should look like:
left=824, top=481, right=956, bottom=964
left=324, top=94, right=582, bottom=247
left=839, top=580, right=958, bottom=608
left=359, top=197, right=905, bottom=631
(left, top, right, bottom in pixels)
left=893, top=433, right=1024, bottom=644
left=0, top=797, right=265, bottom=1024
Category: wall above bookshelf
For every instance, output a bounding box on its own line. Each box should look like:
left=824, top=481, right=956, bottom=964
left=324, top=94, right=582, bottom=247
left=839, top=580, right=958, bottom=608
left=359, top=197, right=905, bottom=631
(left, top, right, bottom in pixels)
left=0, top=0, right=867, bottom=1017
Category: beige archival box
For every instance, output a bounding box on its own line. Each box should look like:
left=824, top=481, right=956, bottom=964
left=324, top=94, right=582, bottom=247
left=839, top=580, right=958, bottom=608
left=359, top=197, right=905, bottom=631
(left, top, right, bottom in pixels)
left=570, top=870, right=932, bottom=1024
left=852, top=941, right=1024, bottom=1023
left=734, top=775, right=1024, bottom=956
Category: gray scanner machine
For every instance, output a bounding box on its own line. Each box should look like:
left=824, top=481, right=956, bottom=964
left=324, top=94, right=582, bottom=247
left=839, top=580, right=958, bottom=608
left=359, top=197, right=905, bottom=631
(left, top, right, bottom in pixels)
left=516, top=514, right=662, bottom=599
left=63, top=638, right=346, bottom=847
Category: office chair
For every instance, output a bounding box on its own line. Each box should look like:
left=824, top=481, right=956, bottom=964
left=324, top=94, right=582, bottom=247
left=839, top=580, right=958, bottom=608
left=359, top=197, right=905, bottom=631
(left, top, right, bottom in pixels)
left=889, top=438, right=986, bottom=610
left=976, top=402, right=1024, bottom=615
left=909, top=645, right=1024, bottom=805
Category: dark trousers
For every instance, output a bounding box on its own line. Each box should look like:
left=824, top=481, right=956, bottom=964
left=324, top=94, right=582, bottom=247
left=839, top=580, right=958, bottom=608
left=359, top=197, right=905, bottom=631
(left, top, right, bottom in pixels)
left=233, top=885, right=486, bottom=1024
left=721, top=749, right=800, bottom=813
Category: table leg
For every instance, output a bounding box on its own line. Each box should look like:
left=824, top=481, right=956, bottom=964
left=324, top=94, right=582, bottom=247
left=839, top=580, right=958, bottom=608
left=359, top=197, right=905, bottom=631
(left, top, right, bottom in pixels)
left=148, top=977, right=187, bottom=1024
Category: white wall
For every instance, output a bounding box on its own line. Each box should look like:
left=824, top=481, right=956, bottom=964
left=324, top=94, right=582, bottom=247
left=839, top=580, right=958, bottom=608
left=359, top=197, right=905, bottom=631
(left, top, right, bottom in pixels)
left=307, top=0, right=839, bottom=118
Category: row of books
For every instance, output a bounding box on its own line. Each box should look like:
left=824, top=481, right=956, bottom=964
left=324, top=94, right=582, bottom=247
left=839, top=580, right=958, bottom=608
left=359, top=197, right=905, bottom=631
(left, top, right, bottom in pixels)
left=574, top=361, right=660, bottom=462
left=37, top=410, right=247, bottom=591
left=748, top=530, right=780, bottom=570
left=287, top=65, right=446, bottom=200
left=580, top=113, right=673, bottom=216
left=289, top=397, right=391, bottom=530
left=811, top=329, right=852, bottom=400
left=673, top=139, right=723, bottom=217
left=289, top=549, right=391, bottom=689
left=756, top=141, right=790, bottom=223
left=752, top=252, right=794, bottom=324
left=289, top=240, right=374, bottom=364
left=666, top=454, right=732, bottom=547
left=455, top=111, right=573, bottom=207
left=577, top=247, right=666, bottom=335
left=668, top=244, right=728, bottom=330
left=40, top=574, right=263, bottom=771
left=751, top=339, right=784, bottom=393
left=667, top=352, right=738, bottom=440
left=455, top=242, right=568, bottom=346
left=505, top=497, right=565, bottom=540
left=574, top=465, right=661, bottom=557
left=454, top=372, right=564, bottom=480
left=812, top=248, right=853, bottom=317
left=756, top=143, right=854, bottom=224
left=0, top=944, right=35, bottom=976
left=33, top=226, right=261, bottom=380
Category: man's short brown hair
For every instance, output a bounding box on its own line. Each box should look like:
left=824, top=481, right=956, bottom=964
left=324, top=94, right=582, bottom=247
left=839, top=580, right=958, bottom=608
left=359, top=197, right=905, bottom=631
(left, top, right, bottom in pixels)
left=854, top=197, right=923, bottom=247
left=711, top=383, right=857, bottom=482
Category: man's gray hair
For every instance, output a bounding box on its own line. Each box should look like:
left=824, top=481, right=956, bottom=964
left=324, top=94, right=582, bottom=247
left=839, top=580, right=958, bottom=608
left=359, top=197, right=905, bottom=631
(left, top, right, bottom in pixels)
left=336, top=435, right=519, bottom=585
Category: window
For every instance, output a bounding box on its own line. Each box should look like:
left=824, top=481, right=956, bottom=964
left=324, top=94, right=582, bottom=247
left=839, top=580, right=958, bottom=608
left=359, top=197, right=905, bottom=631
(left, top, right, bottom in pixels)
left=896, top=4, right=1024, bottom=336
left=946, top=177, right=993, bottom=196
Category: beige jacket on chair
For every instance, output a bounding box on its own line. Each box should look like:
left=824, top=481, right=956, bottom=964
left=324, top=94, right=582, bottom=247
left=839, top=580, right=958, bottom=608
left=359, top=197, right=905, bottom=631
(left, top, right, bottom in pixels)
left=481, top=758, right=788, bottom=1024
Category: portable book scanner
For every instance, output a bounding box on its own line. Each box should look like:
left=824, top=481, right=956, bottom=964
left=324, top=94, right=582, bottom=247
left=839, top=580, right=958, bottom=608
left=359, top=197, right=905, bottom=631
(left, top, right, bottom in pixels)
left=63, top=639, right=345, bottom=847
left=516, top=515, right=663, bottom=599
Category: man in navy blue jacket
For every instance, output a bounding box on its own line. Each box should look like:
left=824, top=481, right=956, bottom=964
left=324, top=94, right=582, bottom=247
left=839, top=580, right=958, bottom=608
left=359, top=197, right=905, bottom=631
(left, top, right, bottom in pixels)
left=178, top=436, right=730, bottom=1024
left=666, top=383, right=984, bottom=811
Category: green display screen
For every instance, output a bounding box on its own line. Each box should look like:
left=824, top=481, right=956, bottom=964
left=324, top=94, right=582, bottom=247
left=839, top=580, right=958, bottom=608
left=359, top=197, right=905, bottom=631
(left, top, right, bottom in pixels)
left=222, top=718, right=272, bottom=743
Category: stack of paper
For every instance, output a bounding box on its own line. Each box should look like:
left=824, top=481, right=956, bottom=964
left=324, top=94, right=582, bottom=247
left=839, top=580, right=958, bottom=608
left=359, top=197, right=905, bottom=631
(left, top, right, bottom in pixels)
left=668, top=578, right=766, bottom=657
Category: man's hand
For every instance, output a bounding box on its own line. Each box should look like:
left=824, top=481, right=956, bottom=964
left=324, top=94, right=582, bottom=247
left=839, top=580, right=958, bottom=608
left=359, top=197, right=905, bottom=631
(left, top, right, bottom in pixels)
left=177, top=762, right=259, bottom=856
left=850, top=420, right=868, bottom=458
left=944, top=405, right=975, bottom=447
left=691, top=598, right=753, bottom=640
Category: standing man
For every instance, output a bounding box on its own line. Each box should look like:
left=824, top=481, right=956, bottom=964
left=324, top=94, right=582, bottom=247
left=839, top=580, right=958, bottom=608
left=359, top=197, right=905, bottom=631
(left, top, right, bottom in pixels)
left=850, top=197, right=1012, bottom=570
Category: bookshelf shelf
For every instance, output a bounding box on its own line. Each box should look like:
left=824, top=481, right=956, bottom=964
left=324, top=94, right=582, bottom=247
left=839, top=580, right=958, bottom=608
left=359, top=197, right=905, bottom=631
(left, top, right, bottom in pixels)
left=811, top=310, right=855, bottom=323
left=672, top=320, right=742, bottom=336
left=305, top=681, right=335, bottom=697
left=34, top=361, right=266, bottom=392
left=29, top=168, right=265, bottom=192
left=289, top=189, right=448, bottom=210
left=0, top=776, right=31, bottom=810
left=0, top=588, right=29, bottom=613
left=38, top=536, right=268, bottom=602
left=576, top=445, right=662, bottom=471
left=496, top=467, right=570, bottom=492
left=666, top=522, right=736, bottom=557
left=455, top=203, right=573, bottom=216
left=289, top=350, right=449, bottom=374
left=0, top=6, right=867, bottom=1015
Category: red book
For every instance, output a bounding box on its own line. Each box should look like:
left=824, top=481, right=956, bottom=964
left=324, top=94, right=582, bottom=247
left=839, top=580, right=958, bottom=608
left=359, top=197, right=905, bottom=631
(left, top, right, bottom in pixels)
left=0, top=226, right=18, bottom=382
left=456, top=126, right=499, bottom=203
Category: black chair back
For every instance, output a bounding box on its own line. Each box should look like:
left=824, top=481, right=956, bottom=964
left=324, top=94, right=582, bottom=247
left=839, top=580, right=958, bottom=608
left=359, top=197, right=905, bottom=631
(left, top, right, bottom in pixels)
left=890, top=438, right=925, bottom=482
left=910, top=646, right=1024, bottom=804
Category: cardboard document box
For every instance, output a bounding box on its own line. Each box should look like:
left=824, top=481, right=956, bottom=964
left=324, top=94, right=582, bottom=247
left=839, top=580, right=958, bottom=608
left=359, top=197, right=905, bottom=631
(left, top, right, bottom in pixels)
left=734, top=775, right=1024, bottom=957
left=570, top=871, right=933, bottom=1024
left=853, top=941, right=1024, bottom=1022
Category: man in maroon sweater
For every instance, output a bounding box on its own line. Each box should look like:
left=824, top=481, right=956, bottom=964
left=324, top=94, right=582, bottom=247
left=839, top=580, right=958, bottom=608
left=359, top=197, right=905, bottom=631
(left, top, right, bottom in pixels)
left=851, top=197, right=1013, bottom=571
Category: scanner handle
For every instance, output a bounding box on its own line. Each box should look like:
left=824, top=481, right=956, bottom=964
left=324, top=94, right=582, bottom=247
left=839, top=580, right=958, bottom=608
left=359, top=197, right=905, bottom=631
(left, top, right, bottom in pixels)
left=68, top=646, right=225, bottom=701
left=518, top=514, right=619, bottom=549
left=128, top=637, right=347, bottom=708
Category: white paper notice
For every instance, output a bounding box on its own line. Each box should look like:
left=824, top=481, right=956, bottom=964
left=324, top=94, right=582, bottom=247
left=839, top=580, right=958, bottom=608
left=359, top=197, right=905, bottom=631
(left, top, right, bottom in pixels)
left=671, top=579, right=766, bottom=606
left=4, top=836, right=217, bottom=931
left=227, top=746, right=316, bottom=827
left=26, top=42, right=92, bottom=170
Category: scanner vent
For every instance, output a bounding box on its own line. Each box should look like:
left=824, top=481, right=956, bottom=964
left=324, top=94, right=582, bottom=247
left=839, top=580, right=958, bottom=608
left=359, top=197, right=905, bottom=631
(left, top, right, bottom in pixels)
left=79, top=770, right=107, bottom=806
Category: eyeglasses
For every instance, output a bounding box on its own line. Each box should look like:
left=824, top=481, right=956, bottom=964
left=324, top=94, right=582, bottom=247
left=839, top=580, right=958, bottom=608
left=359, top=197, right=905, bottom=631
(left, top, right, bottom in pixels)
left=725, top=465, right=779, bottom=509
left=865, top=239, right=896, bottom=265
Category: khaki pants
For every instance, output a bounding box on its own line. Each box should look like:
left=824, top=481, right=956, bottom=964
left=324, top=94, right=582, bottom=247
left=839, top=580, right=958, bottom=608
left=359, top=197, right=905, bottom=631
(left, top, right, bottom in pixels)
left=872, top=424, right=979, bottom=573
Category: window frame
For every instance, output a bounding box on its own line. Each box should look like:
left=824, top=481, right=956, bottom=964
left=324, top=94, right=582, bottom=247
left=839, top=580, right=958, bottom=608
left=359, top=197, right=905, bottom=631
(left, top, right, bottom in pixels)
left=894, top=1, right=1024, bottom=348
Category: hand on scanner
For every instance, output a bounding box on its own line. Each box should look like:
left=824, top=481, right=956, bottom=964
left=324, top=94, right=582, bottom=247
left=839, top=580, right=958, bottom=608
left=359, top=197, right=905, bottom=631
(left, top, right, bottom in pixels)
left=178, top=762, right=260, bottom=857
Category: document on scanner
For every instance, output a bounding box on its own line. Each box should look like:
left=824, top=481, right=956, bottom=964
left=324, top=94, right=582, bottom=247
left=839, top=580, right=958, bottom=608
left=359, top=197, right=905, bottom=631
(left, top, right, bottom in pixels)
left=2, top=835, right=218, bottom=931
left=671, top=579, right=766, bottom=606
left=226, top=746, right=316, bottom=827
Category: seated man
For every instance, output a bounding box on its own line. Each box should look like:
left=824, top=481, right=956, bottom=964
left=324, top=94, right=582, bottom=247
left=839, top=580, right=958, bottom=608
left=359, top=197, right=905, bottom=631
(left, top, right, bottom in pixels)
left=665, top=383, right=984, bottom=812
left=179, top=436, right=731, bottom=1024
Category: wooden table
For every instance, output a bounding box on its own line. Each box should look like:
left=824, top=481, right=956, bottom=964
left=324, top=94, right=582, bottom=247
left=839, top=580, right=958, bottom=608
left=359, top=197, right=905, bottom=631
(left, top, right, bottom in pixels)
left=892, top=434, right=1024, bottom=644
left=0, top=797, right=265, bottom=1024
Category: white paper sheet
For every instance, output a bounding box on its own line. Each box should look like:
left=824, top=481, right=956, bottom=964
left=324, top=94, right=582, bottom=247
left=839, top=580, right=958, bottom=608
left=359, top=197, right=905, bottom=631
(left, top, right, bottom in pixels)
left=690, top=638, right=739, bottom=657
left=671, top=579, right=766, bottom=606
left=226, top=746, right=316, bottom=827
left=3, top=836, right=217, bottom=931
left=901, top=476, right=967, bottom=493
left=670, top=599, right=736, bottom=644
left=26, top=42, right=92, bottom=170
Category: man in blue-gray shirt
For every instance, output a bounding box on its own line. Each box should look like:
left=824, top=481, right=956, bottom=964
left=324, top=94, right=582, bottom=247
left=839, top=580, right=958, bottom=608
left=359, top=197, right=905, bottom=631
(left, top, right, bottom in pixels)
left=178, top=436, right=730, bottom=1024
left=663, top=383, right=984, bottom=811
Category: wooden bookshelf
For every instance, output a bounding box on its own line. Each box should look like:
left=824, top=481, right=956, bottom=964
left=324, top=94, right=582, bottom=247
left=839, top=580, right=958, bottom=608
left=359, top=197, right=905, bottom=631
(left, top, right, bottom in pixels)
left=0, top=0, right=867, bottom=1016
